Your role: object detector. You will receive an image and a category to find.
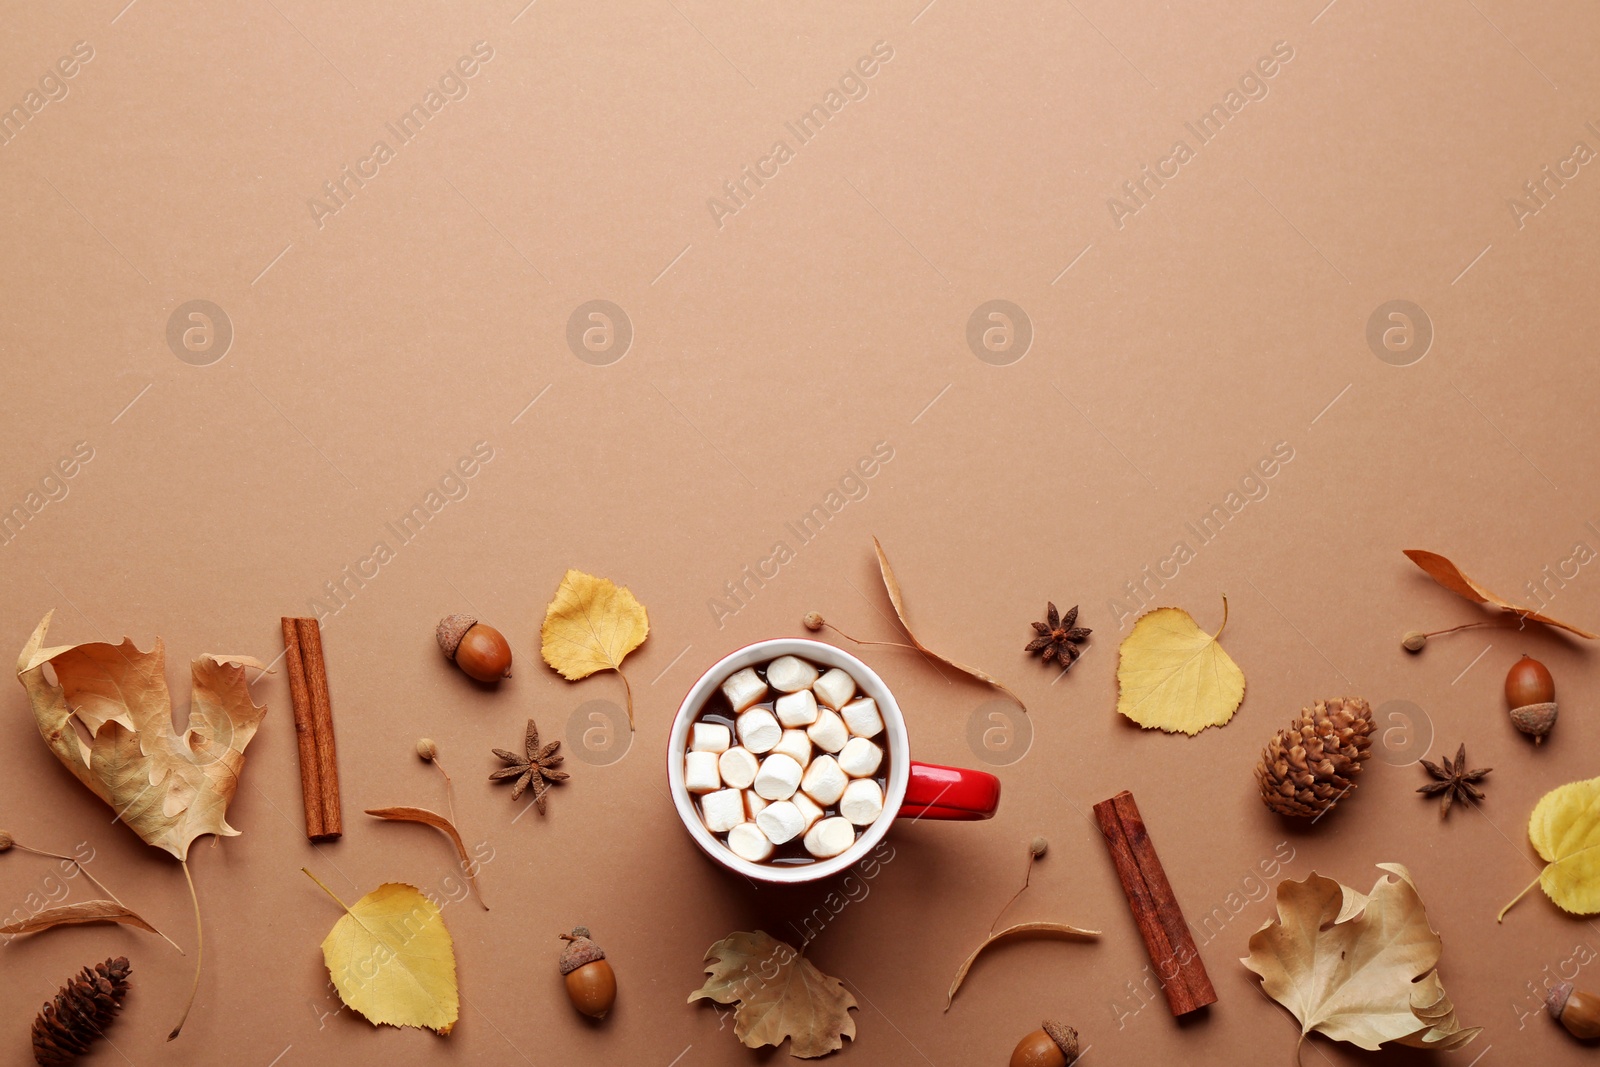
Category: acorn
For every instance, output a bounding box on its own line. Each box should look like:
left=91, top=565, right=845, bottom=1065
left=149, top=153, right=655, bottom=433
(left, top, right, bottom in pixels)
left=559, top=927, right=616, bottom=1020
left=1505, top=654, right=1557, bottom=744
left=436, top=613, right=513, bottom=683
left=1009, top=1020, right=1079, bottom=1067
left=1546, top=981, right=1600, bottom=1039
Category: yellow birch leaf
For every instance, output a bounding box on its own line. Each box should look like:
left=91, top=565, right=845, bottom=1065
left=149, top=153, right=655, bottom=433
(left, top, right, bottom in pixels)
left=306, top=872, right=459, bottom=1035
left=1498, top=776, right=1600, bottom=921
left=540, top=570, right=649, bottom=728
left=1115, top=597, right=1245, bottom=734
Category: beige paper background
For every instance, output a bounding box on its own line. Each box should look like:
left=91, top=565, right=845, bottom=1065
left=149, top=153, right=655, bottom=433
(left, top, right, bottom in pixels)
left=3, top=1, right=1600, bottom=1063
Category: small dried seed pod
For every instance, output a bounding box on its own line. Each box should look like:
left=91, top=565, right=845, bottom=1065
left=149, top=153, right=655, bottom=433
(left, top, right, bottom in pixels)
left=0, top=829, right=13, bottom=851
left=436, top=613, right=513, bottom=683
left=802, top=612, right=825, bottom=632
left=1401, top=630, right=1427, bottom=652
left=559, top=927, right=616, bottom=1020
left=1546, top=981, right=1600, bottom=1040
left=1009, top=1020, right=1079, bottom=1067
left=416, top=738, right=439, bottom=761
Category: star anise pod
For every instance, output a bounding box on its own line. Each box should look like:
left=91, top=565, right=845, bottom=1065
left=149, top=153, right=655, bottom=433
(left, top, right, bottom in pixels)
left=1416, top=742, right=1490, bottom=818
left=491, top=718, right=569, bottom=814
left=1026, top=602, right=1091, bottom=669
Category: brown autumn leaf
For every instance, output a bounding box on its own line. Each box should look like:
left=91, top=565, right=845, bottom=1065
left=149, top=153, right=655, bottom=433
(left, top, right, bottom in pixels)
left=688, top=930, right=857, bottom=1058
left=1242, top=863, right=1481, bottom=1064
left=0, top=900, right=163, bottom=938
left=364, top=806, right=488, bottom=910
left=1404, top=549, right=1597, bottom=638
left=15, top=611, right=268, bottom=1038
left=945, top=921, right=1100, bottom=1009
left=872, top=537, right=1025, bottom=709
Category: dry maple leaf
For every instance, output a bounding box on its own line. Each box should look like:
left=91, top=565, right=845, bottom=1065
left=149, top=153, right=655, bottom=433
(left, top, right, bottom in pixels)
left=16, top=611, right=267, bottom=1039
left=305, top=871, right=459, bottom=1035
left=871, top=537, right=1025, bottom=709
left=1404, top=549, right=1597, bottom=638
left=1499, top=775, right=1600, bottom=921
left=688, top=930, right=857, bottom=1058
left=1115, top=597, right=1245, bottom=734
left=1242, top=863, right=1480, bottom=1064
left=540, top=570, right=649, bottom=728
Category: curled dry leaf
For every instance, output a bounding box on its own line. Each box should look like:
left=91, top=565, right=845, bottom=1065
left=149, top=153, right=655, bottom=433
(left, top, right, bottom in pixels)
left=1242, top=863, right=1480, bottom=1063
left=1116, top=597, right=1245, bottom=734
left=540, top=570, right=649, bottom=728
left=945, top=921, right=1100, bottom=1010
left=1499, top=775, right=1600, bottom=921
left=15, top=611, right=267, bottom=1039
left=0, top=900, right=164, bottom=938
left=305, top=871, right=459, bottom=1035
left=364, top=807, right=487, bottom=910
left=871, top=537, right=1024, bottom=709
left=688, top=930, right=857, bottom=1058
left=1404, top=549, right=1597, bottom=638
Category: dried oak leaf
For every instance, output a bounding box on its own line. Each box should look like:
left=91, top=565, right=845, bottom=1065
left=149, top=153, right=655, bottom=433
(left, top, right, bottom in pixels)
left=689, top=930, right=857, bottom=1058
left=1243, top=863, right=1480, bottom=1063
left=1115, top=597, right=1245, bottom=734
left=1499, top=775, right=1600, bottom=921
left=540, top=570, right=649, bottom=728
left=306, top=872, right=459, bottom=1035
left=1404, top=549, right=1597, bottom=638
left=16, top=611, right=268, bottom=862
left=872, top=536, right=1024, bottom=709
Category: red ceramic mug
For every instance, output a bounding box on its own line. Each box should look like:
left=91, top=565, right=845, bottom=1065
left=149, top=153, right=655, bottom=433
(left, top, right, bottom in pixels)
left=668, top=638, right=1001, bottom=884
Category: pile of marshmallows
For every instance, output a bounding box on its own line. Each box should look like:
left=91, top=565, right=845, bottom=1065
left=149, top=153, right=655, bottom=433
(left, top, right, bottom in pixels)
left=686, top=656, right=886, bottom=863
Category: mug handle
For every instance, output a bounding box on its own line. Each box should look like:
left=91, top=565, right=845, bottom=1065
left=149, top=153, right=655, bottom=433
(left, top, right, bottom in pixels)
left=898, top=761, right=1001, bottom=821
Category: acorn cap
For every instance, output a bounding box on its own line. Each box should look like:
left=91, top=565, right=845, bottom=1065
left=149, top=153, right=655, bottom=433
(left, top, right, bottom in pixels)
left=1547, top=980, right=1574, bottom=1019
left=1510, top=701, right=1558, bottom=742
left=1042, top=1021, right=1079, bottom=1062
left=436, top=614, right=477, bottom=659
left=559, top=928, right=606, bottom=975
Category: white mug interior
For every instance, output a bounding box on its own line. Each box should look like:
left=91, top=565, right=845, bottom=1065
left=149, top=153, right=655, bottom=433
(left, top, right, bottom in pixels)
left=667, top=638, right=911, bottom=884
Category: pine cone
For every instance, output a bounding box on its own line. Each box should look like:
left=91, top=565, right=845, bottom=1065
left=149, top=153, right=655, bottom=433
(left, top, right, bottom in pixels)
left=31, top=957, right=131, bottom=1066
left=1256, top=698, right=1375, bottom=818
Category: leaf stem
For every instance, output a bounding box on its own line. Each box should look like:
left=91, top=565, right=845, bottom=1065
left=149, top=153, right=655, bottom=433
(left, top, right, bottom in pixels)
left=988, top=848, right=1039, bottom=934
left=1498, top=868, right=1547, bottom=922
left=302, top=867, right=352, bottom=912
left=819, top=621, right=918, bottom=651
left=167, top=858, right=203, bottom=1041
left=1214, top=594, right=1230, bottom=640
left=617, top=667, right=635, bottom=730
left=9, top=841, right=184, bottom=954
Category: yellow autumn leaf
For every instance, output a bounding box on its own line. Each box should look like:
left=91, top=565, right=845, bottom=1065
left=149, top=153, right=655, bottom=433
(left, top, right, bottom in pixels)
left=1498, top=776, right=1600, bottom=921
left=1115, top=597, right=1245, bottom=734
left=306, top=872, right=459, bottom=1035
left=540, top=569, right=649, bottom=728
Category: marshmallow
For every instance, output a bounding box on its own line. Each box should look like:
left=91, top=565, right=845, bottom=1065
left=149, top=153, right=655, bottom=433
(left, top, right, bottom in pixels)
left=691, top=722, right=732, bottom=753
left=773, top=729, right=812, bottom=768
left=803, top=816, right=857, bottom=859
left=756, top=800, right=807, bottom=845
left=728, top=822, right=774, bottom=862
left=812, top=668, right=856, bottom=710
left=841, top=697, right=884, bottom=739
left=767, top=655, right=820, bottom=692
left=840, top=779, right=885, bottom=826
left=684, top=750, right=722, bottom=794
left=806, top=709, right=849, bottom=753
left=754, top=753, right=804, bottom=800
left=718, top=747, right=759, bottom=789
left=775, top=689, right=819, bottom=727
left=737, top=708, right=782, bottom=754
left=721, top=667, right=767, bottom=712
left=801, top=755, right=848, bottom=806
left=837, top=736, right=883, bottom=779
left=792, top=791, right=824, bottom=831
left=701, top=787, right=745, bottom=833
left=745, top=791, right=768, bottom=819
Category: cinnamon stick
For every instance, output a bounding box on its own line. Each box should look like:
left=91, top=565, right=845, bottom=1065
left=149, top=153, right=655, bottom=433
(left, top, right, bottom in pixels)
left=282, top=617, right=342, bottom=840
left=1092, top=790, right=1215, bottom=1016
